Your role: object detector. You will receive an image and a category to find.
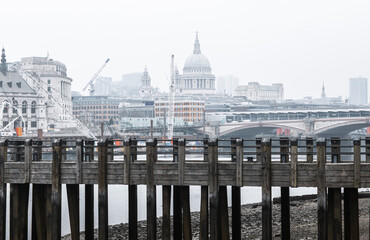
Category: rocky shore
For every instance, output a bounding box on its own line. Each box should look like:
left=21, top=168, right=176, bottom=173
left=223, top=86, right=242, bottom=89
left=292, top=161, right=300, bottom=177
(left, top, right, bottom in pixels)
left=62, top=197, right=369, bottom=239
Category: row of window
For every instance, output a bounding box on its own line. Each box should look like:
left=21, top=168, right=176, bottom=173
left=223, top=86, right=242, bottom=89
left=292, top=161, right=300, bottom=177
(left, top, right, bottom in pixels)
left=73, top=105, right=119, bottom=110
left=155, top=102, right=205, bottom=106
left=3, top=101, right=37, bottom=114
left=73, top=111, right=119, bottom=115
left=155, top=107, right=204, bottom=112
left=155, top=113, right=203, bottom=117
left=3, top=121, right=36, bottom=128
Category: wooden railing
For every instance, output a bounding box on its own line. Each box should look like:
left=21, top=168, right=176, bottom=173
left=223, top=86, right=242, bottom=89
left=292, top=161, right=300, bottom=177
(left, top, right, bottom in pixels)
left=0, top=137, right=369, bottom=240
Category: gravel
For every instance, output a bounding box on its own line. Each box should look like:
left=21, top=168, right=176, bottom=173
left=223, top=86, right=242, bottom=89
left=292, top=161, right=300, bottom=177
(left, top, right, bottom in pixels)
left=62, top=198, right=370, bottom=239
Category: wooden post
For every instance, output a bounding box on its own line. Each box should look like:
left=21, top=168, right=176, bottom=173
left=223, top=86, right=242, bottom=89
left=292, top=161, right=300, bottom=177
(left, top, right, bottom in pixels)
left=162, top=138, right=172, bottom=240
left=232, top=138, right=243, bottom=240
left=24, top=139, right=32, bottom=183
left=290, top=139, right=298, bottom=187
left=256, top=138, right=262, bottom=162
left=200, top=138, right=208, bottom=240
left=51, top=139, right=63, bottom=240
left=219, top=186, right=229, bottom=240
left=306, top=137, right=313, bottom=163
left=84, top=139, right=95, bottom=240
left=98, top=139, right=109, bottom=240
left=128, top=138, right=138, bottom=240
left=10, top=183, right=29, bottom=240
left=280, top=137, right=290, bottom=240
left=146, top=139, right=157, bottom=240
left=261, top=138, right=272, bottom=240
left=107, top=138, right=114, bottom=162
left=366, top=137, right=370, bottom=163
left=327, top=137, right=342, bottom=240
left=0, top=140, right=8, bottom=240
left=208, top=138, right=219, bottom=240
left=173, top=139, right=182, bottom=240
left=317, top=138, right=327, bottom=240
left=344, top=139, right=360, bottom=240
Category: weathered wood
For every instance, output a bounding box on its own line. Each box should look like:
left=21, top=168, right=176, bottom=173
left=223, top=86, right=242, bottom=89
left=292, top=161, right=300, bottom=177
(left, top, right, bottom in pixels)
left=162, top=185, right=171, bottom=240
left=0, top=140, right=7, bottom=240
left=67, top=184, right=80, bottom=240
left=24, top=139, right=32, bottom=183
left=10, top=183, right=30, bottom=240
left=32, top=184, right=48, bottom=240
left=51, top=139, right=63, bottom=240
left=76, top=140, right=83, bottom=183
left=344, top=188, right=359, bottom=240
left=366, top=137, right=370, bottom=163
left=146, top=139, right=157, bottom=240
left=199, top=138, right=208, bottom=240
left=290, top=139, right=298, bottom=187
left=316, top=138, right=327, bottom=240
left=219, top=186, right=229, bottom=240
left=124, top=138, right=131, bottom=185
left=261, top=138, right=272, bottom=240
left=232, top=138, right=242, bottom=240
left=306, top=137, right=314, bottom=163
left=173, top=139, right=182, bottom=240
left=85, top=139, right=95, bottom=240
left=353, top=139, right=361, bottom=188
left=327, top=137, right=342, bottom=240
left=182, top=186, right=192, bottom=240
left=256, top=138, right=262, bottom=162
left=98, top=139, right=109, bottom=240
left=208, top=139, right=219, bottom=240
left=280, top=137, right=290, bottom=240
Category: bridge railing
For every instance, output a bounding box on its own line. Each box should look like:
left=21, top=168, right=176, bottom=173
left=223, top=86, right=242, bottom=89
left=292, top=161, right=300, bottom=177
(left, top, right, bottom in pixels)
left=0, top=137, right=369, bottom=239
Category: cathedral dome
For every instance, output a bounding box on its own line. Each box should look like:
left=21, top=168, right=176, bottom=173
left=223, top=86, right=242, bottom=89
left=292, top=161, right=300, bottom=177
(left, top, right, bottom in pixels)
left=183, top=33, right=212, bottom=73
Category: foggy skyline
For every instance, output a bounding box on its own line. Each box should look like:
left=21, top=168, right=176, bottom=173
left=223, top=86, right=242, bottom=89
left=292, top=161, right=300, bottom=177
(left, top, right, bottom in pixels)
left=2, top=0, right=370, bottom=100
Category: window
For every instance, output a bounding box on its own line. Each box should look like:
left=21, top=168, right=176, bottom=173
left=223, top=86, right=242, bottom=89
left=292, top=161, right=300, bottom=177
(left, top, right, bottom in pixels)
left=3, top=103, right=8, bottom=113
left=7, top=82, right=12, bottom=88
left=47, top=79, right=51, bottom=84
left=47, top=87, right=51, bottom=92
left=3, top=121, right=9, bottom=127
left=22, top=101, right=27, bottom=114
left=13, top=101, right=18, bottom=114
left=31, top=121, right=37, bottom=128
left=0, top=81, right=2, bottom=87
left=31, top=101, right=36, bottom=114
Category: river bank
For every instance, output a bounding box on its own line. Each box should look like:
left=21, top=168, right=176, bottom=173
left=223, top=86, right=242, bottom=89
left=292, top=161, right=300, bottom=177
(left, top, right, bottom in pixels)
left=62, top=197, right=369, bottom=239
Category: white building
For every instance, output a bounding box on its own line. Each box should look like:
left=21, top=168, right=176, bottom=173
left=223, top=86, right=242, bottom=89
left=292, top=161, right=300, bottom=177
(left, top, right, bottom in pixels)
left=20, top=56, right=74, bottom=129
left=349, top=77, right=368, bottom=105
left=176, top=33, right=216, bottom=95
left=0, top=49, right=74, bottom=132
left=235, top=82, right=284, bottom=102
left=139, top=66, right=155, bottom=97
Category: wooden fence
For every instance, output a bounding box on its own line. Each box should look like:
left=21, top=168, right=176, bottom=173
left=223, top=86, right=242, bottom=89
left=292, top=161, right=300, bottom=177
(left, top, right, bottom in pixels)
left=0, top=137, right=369, bottom=240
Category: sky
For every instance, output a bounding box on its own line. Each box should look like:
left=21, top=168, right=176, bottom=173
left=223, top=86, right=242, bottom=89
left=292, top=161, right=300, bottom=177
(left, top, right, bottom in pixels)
left=1, top=0, right=370, bottom=100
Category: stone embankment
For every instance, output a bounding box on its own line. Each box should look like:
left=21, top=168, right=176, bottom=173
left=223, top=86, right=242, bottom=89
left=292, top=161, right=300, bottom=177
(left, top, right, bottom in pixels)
left=62, top=196, right=370, bottom=239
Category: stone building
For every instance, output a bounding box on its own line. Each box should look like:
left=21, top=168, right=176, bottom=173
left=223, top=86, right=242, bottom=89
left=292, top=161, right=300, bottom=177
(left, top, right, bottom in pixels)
left=0, top=49, right=74, bottom=132
left=176, top=33, right=216, bottom=95
left=235, top=82, right=284, bottom=102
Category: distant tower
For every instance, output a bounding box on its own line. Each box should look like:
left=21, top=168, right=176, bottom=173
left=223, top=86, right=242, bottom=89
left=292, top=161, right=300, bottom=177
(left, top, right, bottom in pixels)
left=0, top=47, right=7, bottom=76
left=321, top=82, right=326, bottom=98
left=139, top=66, right=153, bottom=97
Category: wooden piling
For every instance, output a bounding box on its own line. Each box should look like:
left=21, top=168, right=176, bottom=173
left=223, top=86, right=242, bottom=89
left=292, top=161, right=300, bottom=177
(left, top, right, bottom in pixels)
left=146, top=139, right=157, bottom=240
left=261, top=138, right=272, bottom=240
left=51, top=139, right=63, bottom=240
left=98, top=139, right=109, bottom=240
left=232, top=138, right=243, bottom=240
left=306, top=137, right=313, bottom=163
left=316, top=138, right=327, bottom=240
left=208, top=138, right=219, bottom=240
left=0, top=140, right=7, bottom=240
left=173, top=139, right=182, bottom=240
left=327, top=137, right=342, bottom=240
left=199, top=138, right=208, bottom=240
left=84, top=140, right=95, bottom=240
left=280, top=137, right=290, bottom=240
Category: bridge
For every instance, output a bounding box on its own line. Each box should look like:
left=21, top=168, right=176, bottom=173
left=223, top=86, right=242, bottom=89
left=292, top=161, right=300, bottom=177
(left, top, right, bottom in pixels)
left=205, top=108, right=370, bottom=138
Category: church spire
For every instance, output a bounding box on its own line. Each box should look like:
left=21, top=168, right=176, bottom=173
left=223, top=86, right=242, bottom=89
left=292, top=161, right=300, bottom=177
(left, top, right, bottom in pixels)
left=321, top=82, right=326, bottom=98
left=193, top=31, right=201, bottom=54
left=0, top=47, right=7, bottom=76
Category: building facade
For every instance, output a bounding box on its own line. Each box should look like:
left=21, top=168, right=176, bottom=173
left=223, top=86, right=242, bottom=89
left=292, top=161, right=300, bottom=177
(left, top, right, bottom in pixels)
left=349, top=77, right=368, bottom=105
left=176, top=33, right=216, bottom=95
left=0, top=49, right=74, bottom=132
left=217, top=75, right=239, bottom=96
left=20, top=56, right=74, bottom=129
left=154, top=100, right=205, bottom=123
left=72, top=96, right=121, bottom=126
left=235, top=82, right=284, bottom=102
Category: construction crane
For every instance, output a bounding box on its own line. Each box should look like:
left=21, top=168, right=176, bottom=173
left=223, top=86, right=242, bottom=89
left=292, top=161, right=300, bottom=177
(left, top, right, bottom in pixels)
left=83, top=58, right=110, bottom=96
left=167, top=55, right=175, bottom=139
left=9, top=64, right=97, bottom=140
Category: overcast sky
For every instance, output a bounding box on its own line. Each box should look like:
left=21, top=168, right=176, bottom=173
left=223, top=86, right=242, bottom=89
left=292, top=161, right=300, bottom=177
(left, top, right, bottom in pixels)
left=2, top=0, right=370, bottom=100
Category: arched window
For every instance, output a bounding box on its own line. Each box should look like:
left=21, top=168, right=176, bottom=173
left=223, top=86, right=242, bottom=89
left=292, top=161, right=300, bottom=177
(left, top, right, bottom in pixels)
left=31, top=101, right=36, bottom=114
left=3, top=102, right=8, bottom=113
left=13, top=100, right=18, bottom=114
left=22, top=101, right=27, bottom=114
